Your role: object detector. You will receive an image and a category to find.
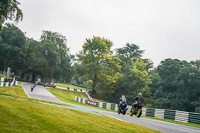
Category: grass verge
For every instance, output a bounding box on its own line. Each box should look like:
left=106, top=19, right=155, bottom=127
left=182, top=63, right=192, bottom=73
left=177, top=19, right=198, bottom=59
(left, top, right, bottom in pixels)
left=0, top=86, right=28, bottom=98
left=0, top=86, right=72, bottom=107
left=18, top=81, right=24, bottom=84
left=0, top=95, right=160, bottom=133
left=46, top=88, right=116, bottom=112
left=56, top=83, right=86, bottom=91
left=46, top=87, right=87, bottom=104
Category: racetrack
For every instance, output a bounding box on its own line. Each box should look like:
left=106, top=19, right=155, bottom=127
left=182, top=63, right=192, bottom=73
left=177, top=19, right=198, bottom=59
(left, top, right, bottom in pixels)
left=23, top=83, right=200, bottom=133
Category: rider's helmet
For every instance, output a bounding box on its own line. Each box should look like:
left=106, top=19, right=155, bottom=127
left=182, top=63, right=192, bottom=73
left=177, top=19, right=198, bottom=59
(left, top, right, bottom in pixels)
left=138, top=93, right=142, bottom=96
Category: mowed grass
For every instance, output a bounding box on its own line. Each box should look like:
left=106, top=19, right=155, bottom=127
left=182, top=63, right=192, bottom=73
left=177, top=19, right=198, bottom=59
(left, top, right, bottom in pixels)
left=18, top=81, right=24, bottom=84
left=0, top=96, right=161, bottom=133
left=0, top=86, right=28, bottom=98
left=46, top=88, right=112, bottom=112
left=47, top=88, right=88, bottom=104
left=0, top=86, right=72, bottom=107
left=56, top=83, right=86, bottom=91
left=47, top=87, right=106, bottom=102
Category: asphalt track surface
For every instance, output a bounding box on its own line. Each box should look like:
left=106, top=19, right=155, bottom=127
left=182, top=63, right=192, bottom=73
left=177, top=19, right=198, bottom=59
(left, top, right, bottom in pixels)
left=22, top=83, right=200, bottom=133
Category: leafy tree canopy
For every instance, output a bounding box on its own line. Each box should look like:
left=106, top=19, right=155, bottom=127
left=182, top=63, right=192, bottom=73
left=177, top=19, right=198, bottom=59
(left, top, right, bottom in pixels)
left=77, top=36, right=121, bottom=95
left=0, top=0, right=23, bottom=30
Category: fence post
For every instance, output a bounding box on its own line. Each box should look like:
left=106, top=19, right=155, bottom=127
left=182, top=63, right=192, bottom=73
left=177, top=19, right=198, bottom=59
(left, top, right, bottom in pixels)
left=175, top=110, right=189, bottom=123
left=155, top=109, right=165, bottom=119
left=142, top=108, right=147, bottom=116
left=106, top=103, right=111, bottom=110
left=102, top=103, right=107, bottom=109
left=78, top=97, right=81, bottom=103
left=82, top=98, right=85, bottom=104
left=126, top=105, right=132, bottom=113
left=99, top=102, right=103, bottom=108
left=115, top=104, right=118, bottom=111
left=111, top=103, right=116, bottom=110
left=164, top=109, right=176, bottom=120
left=146, top=108, right=155, bottom=117
left=95, top=102, right=99, bottom=107
left=188, top=112, right=200, bottom=124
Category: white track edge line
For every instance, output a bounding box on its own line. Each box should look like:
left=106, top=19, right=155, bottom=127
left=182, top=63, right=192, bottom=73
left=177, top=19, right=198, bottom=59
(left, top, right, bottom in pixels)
left=22, top=83, right=31, bottom=98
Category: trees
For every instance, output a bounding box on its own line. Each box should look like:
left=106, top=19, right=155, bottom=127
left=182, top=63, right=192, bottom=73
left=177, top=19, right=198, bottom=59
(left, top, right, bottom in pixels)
left=150, top=59, right=200, bottom=112
left=77, top=36, right=121, bottom=96
left=114, top=59, right=152, bottom=104
left=116, top=43, right=144, bottom=62
left=39, top=31, right=73, bottom=82
left=0, top=24, right=73, bottom=83
left=0, top=0, right=23, bottom=30
left=113, top=43, right=152, bottom=104
left=0, top=23, right=26, bottom=72
left=24, top=38, right=48, bottom=80
left=116, top=43, right=153, bottom=72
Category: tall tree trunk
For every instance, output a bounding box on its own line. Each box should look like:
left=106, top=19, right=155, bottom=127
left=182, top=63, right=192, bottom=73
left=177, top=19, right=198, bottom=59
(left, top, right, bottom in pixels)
left=31, top=73, right=36, bottom=82
left=92, top=74, right=97, bottom=94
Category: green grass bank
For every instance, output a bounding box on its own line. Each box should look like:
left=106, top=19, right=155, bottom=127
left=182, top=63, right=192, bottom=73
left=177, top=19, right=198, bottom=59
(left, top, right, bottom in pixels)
left=0, top=95, right=160, bottom=133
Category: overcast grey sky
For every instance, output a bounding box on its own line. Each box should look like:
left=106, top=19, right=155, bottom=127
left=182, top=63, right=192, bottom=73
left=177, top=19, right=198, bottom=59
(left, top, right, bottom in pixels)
left=16, top=0, right=200, bottom=67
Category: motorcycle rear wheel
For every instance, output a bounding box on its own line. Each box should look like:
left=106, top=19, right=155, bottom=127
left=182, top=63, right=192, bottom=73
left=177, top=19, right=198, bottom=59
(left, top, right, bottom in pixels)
left=123, top=109, right=126, bottom=115
left=130, top=108, right=134, bottom=116
left=136, top=108, right=142, bottom=118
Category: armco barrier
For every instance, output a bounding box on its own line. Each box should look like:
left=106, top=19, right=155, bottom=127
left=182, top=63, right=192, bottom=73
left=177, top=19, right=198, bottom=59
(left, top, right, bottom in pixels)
left=164, top=109, right=176, bottom=120
left=75, top=96, right=200, bottom=124
left=75, top=96, right=119, bottom=111
left=146, top=108, right=155, bottom=117
left=188, top=112, right=200, bottom=124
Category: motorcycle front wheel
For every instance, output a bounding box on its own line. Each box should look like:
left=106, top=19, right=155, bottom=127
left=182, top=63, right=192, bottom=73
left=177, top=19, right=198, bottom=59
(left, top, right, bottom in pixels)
left=118, top=108, right=120, bottom=114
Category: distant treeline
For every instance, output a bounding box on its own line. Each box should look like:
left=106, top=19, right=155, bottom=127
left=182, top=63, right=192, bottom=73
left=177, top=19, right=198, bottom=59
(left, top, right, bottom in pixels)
left=0, top=23, right=73, bottom=82
left=0, top=23, right=200, bottom=112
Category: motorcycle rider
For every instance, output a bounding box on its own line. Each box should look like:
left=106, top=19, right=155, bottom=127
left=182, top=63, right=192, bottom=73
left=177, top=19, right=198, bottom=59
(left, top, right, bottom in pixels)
left=132, top=93, right=144, bottom=111
left=118, top=95, right=127, bottom=110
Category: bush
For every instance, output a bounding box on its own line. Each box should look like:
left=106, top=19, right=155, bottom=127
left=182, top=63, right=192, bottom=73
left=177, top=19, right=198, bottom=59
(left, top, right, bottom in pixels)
left=38, top=82, right=56, bottom=88
left=195, top=107, right=200, bottom=113
left=0, top=74, right=9, bottom=78
left=145, top=104, right=153, bottom=108
left=38, top=82, right=45, bottom=86
left=15, top=76, right=20, bottom=80
left=48, top=84, right=56, bottom=88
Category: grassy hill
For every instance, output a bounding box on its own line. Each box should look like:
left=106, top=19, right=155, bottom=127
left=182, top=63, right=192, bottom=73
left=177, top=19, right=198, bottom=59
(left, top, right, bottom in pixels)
left=0, top=88, right=160, bottom=133
left=1, top=86, right=199, bottom=129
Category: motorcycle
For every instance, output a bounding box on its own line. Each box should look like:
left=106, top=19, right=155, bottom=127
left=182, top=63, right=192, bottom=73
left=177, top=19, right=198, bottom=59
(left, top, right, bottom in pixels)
left=130, top=102, right=143, bottom=118
left=118, top=101, right=128, bottom=115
